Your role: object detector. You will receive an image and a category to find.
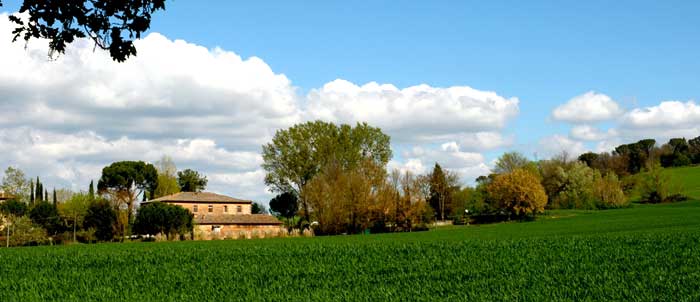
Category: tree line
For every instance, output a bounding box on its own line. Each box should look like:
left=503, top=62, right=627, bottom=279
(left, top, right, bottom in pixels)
left=263, top=121, right=694, bottom=234
left=0, top=157, right=213, bottom=246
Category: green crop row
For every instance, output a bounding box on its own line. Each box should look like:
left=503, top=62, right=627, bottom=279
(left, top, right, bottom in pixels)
left=1, top=201, right=699, bottom=301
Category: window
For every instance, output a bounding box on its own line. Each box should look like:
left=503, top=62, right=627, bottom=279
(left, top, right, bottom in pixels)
left=237, top=205, right=242, bottom=213
left=224, top=205, right=228, bottom=213
left=208, top=205, right=213, bottom=213
left=193, top=205, right=198, bottom=212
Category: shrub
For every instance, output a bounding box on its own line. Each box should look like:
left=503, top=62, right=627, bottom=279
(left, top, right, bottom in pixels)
left=487, top=169, right=547, bottom=217
left=3, top=216, right=48, bottom=246
left=29, top=201, right=63, bottom=235
left=132, top=202, right=193, bottom=240
left=83, top=199, right=117, bottom=241
left=593, top=172, right=628, bottom=209
left=638, top=164, right=686, bottom=203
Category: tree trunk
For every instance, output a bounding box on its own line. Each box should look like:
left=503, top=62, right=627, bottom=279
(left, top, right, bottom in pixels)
left=73, top=215, right=77, bottom=242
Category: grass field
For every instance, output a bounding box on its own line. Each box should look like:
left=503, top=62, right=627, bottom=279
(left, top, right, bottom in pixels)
left=1, top=200, right=699, bottom=301
left=628, top=165, right=700, bottom=201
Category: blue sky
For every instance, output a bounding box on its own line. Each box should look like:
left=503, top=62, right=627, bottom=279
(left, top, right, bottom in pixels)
left=149, top=0, right=700, bottom=147
left=1, top=1, right=699, bottom=201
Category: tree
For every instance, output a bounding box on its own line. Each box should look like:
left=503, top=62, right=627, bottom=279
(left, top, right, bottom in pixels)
left=29, top=179, right=34, bottom=205
left=132, top=202, right=193, bottom=240
left=2, top=216, right=48, bottom=247
left=59, top=193, right=91, bottom=242
left=35, top=177, right=43, bottom=202
left=84, top=199, right=117, bottom=241
left=269, top=192, right=298, bottom=219
left=593, top=172, right=628, bottom=209
left=88, top=180, right=95, bottom=200
left=52, top=188, right=57, bottom=205
left=29, top=201, right=63, bottom=235
left=427, top=163, right=459, bottom=221
left=154, top=155, right=180, bottom=198
left=0, top=199, right=28, bottom=217
left=177, top=169, right=207, bottom=192
left=97, top=161, right=158, bottom=233
left=487, top=169, right=547, bottom=217
left=1, top=167, right=30, bottom=202
left=614, top=139, right=656, bottom=174
left=549, top=162, right=597, bottom=209
left=4, top=0, right=167, bottom=62
left=638, top=163, right=685, bottom=203
left=688, top=136, right=700, bottom=164
left=578, top=152, right=599, bottom=167
left=251, top=202, right=268, bottom=214
left=262, top=121, right=392, bottom=223
left=493, top=152, right=530, bottom=174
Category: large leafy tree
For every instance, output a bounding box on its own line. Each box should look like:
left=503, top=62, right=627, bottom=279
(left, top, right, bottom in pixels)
left=262, top=121, right=392, bottom=222
left=427, top=163, right=459, bottom=221
left=154, top=155, right=180, bottom=198
left=177, top=169, right=207, bottom=192
left=59, top=193, right=91, bottom=242
left=3, top=0, right=167, bottom=62
left=493, top=152, right=531, bottom=174
left=97, top=161, right=157, bottom=230
left=0, top=199, right=28, bottom=217
left=487, top=169, right=547, bottom=217
left=1, top=166, right=30, bottom=202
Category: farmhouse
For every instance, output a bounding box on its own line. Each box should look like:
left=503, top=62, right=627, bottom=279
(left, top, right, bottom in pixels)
left=145, top=192, right=283, bottom=239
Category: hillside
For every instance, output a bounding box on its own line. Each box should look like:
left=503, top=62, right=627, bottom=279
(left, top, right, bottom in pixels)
left=1, top=202, right=699, bottom=301
left=628, top=165, right=700, bottom=202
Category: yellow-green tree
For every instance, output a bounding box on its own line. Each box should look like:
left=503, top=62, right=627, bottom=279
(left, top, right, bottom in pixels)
left=487, top=169, right=547, bottom=217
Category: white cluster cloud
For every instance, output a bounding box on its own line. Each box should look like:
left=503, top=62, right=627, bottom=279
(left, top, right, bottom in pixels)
left=552, top=91, right=623, bottom=123
left=0, top=13, right=518, bottom=200
left=551, top=93, right=700, bottom=156
left=569, top=125, right=618, bottom=141
left=306, top=79, right=519, bottom=145
left=389, top=143, right=491, bottom=183
left=538, top=135, right=587, bottom=158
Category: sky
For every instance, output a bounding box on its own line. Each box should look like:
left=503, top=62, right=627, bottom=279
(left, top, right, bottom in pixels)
left=1, top=1, right=700, bottom=204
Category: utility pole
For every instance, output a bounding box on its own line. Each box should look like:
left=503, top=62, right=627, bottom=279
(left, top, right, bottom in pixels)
left=5, top=217, right=10, bottom=248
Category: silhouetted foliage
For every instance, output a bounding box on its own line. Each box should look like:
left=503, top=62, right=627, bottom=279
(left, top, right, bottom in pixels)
left=5, top=0, right=167, bottom=62
left=0, top=198, right=28, bottom=217
left=269, top=192, right=298, bottom=219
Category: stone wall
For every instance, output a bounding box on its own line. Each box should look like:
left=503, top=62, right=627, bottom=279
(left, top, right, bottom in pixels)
left=166, top=202, right=252, bottom=216
left=195, top=224, right=286, bottom=240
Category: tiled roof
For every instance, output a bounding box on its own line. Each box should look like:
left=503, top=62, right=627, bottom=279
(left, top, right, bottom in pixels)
left=195, top=214, right=283, bottom=225
left=147, top=192, right=251, bottom=204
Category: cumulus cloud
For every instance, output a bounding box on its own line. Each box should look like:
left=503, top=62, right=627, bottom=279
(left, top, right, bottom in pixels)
left=0, top=12, right=519, bottom=200
left=569, top=125, right=618, bottom=141
left=389, top=142, right=491, bottom=184
left=538, top=135, right=587, bottom=158
left=306, top=79, right=519, bottom=147
left=552, top=91, right=623, bottom=123
left=620, top=100, right=700, bottom=130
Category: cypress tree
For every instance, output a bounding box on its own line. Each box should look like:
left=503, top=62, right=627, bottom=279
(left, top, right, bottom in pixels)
left=35, top=177, right=42, bottom=202
left=52, top=188, right=57, bottom=205
left=88, top=180, right=95, bottom=200
left=44, top=189, right=48, bottom=202
left=30, top=179, right=35, bottom=205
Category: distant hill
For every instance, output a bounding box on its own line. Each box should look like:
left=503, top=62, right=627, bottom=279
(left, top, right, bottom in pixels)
left=629, top=165, right=700, bottom=201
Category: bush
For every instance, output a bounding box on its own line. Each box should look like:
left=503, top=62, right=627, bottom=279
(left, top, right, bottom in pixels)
left=487, top=169, right=547, bottom=217
left=2, top=216, right=48, bottom=246
left=83, top=199, right=117, bottom=241
left=638, top=164, right=686, bottom=204
left=0, top=199, right=28, bottom=217
left=593, top=172, right=629, bottom=209
left=29, top=201, right=63, bottom=235
left=132, top=202, right=193, bottom=240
